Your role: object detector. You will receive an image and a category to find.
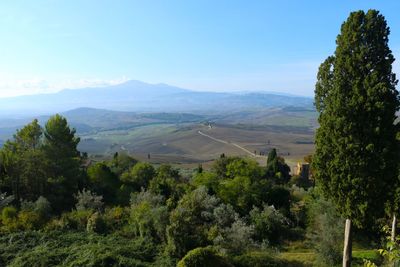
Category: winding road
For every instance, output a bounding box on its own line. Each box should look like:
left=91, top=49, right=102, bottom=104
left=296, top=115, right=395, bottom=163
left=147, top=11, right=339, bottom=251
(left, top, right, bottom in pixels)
left=197, top=130, right=266, bottom=158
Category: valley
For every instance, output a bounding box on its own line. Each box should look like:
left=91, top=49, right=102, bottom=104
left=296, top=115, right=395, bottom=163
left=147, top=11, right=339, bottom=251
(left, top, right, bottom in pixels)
left=0, top=103, right=317, bottom=171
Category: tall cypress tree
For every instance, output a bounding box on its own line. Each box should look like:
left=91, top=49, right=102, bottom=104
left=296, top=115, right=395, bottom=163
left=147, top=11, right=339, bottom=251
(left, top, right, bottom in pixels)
left=313, top=10, right=399, bottom=266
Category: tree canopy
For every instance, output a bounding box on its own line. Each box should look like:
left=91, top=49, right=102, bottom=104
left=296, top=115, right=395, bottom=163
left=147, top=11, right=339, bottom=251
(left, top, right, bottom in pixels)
left=313, top=9, right=399, bottom=227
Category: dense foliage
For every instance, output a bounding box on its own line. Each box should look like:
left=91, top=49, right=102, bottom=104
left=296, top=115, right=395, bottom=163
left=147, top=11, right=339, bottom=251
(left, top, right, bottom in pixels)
left=314, top=9, right=399, bottom=227
left=313, top=9, right=400, bottom=266
left=0, top=114, right=339, bottom=266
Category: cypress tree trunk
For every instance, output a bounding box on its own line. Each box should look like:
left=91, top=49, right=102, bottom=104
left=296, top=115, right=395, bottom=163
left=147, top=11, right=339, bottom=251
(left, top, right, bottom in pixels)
left=392, top=214, right=397, bottom=242
left=343, top=219, right=352, bottom=267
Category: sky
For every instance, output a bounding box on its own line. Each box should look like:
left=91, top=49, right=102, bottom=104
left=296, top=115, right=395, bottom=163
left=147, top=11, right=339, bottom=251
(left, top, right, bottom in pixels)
left=0, top=0, right=399, bottom=98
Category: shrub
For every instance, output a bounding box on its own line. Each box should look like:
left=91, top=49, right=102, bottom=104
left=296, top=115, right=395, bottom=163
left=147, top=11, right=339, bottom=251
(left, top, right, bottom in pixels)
left=1, top=206, right=17, bottom=223
left=213, top=218, right=255, bottom=255
left=121, top=162, right=155, bottom=190
left=1, top=206, right=18, bottom=231
left=20, top=200, right=35, bottom=211
left=102, top=206, right=129, bottom=231
left=166, top=187, right=220, bottom=258
left=47, top=210, right=93, bottom=231
left=34, top=196, right=52, bottom=217
left=231, top=251, right=287, bottom=267
left=307, top=193, right=343, bottom=266
left=177, top=247, right=233, bottom=267
left=75, top=189, right=104, bottom=212
left=213, top=203, right=237, bottom=228
left=22, top=196, right=52, bottom=218
left=86, top=212, right=107, bottom=234
left=130, top=190, right=168, bottom=242
left=0, top=231, right=159, bottom=267
left=250, top=205, right=290, bottom=245
left=17, top=210, right=42, bottom=230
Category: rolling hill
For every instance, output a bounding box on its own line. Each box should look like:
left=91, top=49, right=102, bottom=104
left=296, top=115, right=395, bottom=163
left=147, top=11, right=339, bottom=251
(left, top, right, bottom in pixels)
left=0, top=81, right=316, bottom=165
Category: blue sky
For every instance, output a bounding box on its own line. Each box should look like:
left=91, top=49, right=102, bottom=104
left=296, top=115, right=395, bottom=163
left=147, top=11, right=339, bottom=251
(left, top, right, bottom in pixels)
left=0, top=0, right=399, bottom=97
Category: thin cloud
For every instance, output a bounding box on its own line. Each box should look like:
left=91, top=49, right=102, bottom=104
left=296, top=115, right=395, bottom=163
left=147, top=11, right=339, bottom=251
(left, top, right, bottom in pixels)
left=0, top=76, right=131, bottom=98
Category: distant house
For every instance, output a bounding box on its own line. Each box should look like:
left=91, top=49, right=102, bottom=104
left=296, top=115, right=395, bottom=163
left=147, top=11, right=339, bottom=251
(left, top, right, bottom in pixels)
left=295, top=162, right=310, bottom=180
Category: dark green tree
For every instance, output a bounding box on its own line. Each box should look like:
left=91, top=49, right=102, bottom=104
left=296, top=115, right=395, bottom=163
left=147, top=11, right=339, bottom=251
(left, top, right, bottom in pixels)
left=313, top=10, right=399, bottom=266
left=211, top=156, right=240, bottom=178
left=0, top=120, right=48, bottom=201
left=43, top=114, right=83, bottom=212
left=121, top=162, right=155, bottom=191
left=148, top=164, right=185, bottom=206
left=110, top=152, right=138, bottom=176
left=266, top=148, right=291, bottom=184
left=87, top=162, right=120, bottom=205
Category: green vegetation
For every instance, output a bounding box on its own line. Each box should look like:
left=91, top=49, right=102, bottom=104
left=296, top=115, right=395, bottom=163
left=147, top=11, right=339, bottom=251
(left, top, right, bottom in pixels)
left=0, top=8, right=399, bottom=267
left=314, top=9, right=399, bottom=266
left=0, top=113, right=329, bottom=266
left=0, top=114, right=384, bottom=266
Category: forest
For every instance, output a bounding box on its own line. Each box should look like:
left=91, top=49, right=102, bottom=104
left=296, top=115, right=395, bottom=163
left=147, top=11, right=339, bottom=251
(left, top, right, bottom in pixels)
left=0, top=8, right=400, bottom=267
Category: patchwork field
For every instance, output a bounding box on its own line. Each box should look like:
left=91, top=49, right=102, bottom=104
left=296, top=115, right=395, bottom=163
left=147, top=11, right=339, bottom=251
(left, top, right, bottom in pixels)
left=79, top=122, right=315, bottom=170
left=0, top=107, right=317, bottom=171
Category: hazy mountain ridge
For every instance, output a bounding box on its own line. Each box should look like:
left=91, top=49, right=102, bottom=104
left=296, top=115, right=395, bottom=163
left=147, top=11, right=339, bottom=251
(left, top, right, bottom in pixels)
left=0, top=80, right=313, bottom=116
left=0, top=80, right=316, bottom=145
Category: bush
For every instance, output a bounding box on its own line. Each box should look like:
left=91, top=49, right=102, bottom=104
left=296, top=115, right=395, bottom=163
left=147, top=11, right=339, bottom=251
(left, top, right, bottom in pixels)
left=307, top=193, right=343, bottom=266
left=33, top=196, right=52, bottom=217
left=1, top=206, right=18, bottom=231
left=177, top=247, right=233, bottom=267
left=129, top=190, right=168, bottom=242
left=102, top=206, right=129, bottom=232
left=249, top=205, right=290, bottom=245
left=121, top=162, right=155, bottom=190
left=17, top=210, right=42, bottom=230
left=86, top=212, right=107, bottom=234
left=231, top=251, right=287, bottom=267
left=47, top=210, right=93, bottom=231
left=22, top=196, right=52, bottom=217
left=0, top=231, right=159, bottom=267
left=213, top=218, right=255, bottom=255
left=75, top=189, right=104, bottom=212
left=1, top=206, right=17, bottom=223
left=166, top=187, right=220, bottom=258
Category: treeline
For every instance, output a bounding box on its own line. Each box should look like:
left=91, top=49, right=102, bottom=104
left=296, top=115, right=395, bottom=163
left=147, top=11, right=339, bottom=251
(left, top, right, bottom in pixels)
left=0, top=115, right=82, bottom=212
left=0, top=114, right=346, bottom=266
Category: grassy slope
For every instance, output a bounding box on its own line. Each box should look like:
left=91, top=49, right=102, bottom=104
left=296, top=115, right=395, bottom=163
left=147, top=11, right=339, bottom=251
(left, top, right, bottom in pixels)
left=278, top=250, right=381, bottom=267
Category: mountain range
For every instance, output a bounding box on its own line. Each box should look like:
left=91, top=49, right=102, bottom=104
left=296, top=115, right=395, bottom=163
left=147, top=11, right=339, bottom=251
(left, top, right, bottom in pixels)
left=0, top=80, right=313, bottom=117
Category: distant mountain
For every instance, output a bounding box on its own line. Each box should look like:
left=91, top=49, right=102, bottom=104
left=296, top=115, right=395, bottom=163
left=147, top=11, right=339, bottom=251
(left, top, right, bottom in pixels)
left=0, top=80, right=313, bottom=116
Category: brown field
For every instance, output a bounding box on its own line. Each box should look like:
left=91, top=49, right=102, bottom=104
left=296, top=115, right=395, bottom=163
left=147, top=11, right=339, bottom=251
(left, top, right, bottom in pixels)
left=82, top=123, right=315, bottom=172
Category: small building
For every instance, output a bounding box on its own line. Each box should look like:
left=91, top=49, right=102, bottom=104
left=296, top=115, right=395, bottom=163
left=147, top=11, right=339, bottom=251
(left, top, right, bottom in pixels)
left=295, top=162, right=310, bottom=180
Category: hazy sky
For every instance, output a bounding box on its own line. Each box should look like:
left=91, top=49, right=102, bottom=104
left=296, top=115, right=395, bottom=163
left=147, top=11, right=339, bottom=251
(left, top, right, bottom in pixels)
left=0, top=0, right=399, bottom=97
